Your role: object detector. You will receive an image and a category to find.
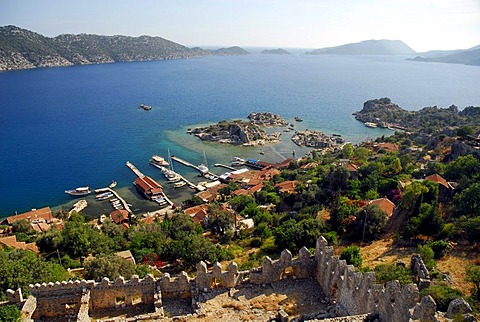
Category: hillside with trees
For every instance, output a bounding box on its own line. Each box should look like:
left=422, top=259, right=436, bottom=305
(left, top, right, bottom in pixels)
left=0, top=25, right=250, bottom=71
left=1, top=98, right=479, bottom=317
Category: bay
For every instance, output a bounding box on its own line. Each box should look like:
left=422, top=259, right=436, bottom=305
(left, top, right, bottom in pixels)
left=1, top=54, right=479, bottom=217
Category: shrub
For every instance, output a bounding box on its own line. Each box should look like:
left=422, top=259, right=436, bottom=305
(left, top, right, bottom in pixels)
left=420, top=284, right=463, bottom=311
left=427, top=240, right=449, bottom=259
left=322, top=231, right=338, bottom=245
left=340, top=246, right=363, bottom=268
left=418, top=244, right=435, bottom=270
left=0, top=305, right=21, bottom=322
left=374, top=264, right=413, bottom=285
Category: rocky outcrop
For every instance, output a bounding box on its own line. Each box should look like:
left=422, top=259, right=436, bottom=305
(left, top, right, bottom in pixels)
left=261, top=48, right=291, bottom=55
left=248, top=112, right=289, bottom=127
left=0, top=25, right=250, bottom=71
left=291, top=130, right=343, bottom=148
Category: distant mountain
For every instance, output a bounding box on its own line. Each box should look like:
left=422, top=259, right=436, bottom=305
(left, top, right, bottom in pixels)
left=306, top=39, right=416, bottom=55
left=0, top=25, right=249, bottom=71
left=409, top=45, right=480, bottom=66
left=261, top=48, right=291, bottom=55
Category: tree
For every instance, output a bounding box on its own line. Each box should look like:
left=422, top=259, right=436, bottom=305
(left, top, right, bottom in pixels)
left=353, top=204, right=388, bottom=241
left=84, top=254, right=135, bottom=281
left=454, top=182, right=480, bottom=218
left=457, top=126, right=474, bottom=137
left=342, top=144, right=354, bottom=159
left=340, top=245, right=362, bottom=268
left=11, top=219, right=33, bottom=234
left=229, top=195, right=255, bottom=212
left=207, top=204, right=234, bottom=237
left=0, top=248, right=68, bottom=295
left=466, top=265, right=480, bottom=301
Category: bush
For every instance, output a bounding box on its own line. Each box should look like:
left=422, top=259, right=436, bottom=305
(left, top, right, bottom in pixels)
left=0, top=305, right=21, bottom=322
left=321, top=231, right=338, bottom=245
left=427, top=240, right=448, bottom=259
left=374, top=264, right=413, bottom=285
left=420, top=284, right=463, bottom=311
left=340, top=246, right=363, bottom=268
left=418, top=244, right=435, bottom=270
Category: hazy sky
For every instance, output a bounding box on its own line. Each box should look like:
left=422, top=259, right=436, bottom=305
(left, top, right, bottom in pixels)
left=1, top=0, right=479, bottom=51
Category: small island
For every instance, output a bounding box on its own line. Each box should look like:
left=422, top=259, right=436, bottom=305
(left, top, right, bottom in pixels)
left=291, top=129, right=344, bottom=148
left=188, top=112, right=288, bottom=146
left=261, top=48, right=291, bottom=55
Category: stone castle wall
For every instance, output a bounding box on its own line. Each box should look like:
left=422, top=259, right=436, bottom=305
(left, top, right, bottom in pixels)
left=6, top=238, right=439, bottom=321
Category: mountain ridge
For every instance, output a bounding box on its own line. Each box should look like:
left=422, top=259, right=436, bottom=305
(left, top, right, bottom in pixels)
left=0, top=25, right=250, bottom=71
left=306, top=39, right=416, bottom=55
left=408, top=45, right=480, bottom=66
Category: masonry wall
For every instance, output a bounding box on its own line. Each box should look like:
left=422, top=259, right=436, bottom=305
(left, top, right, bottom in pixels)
left=9, top=237, right=438, bottom=322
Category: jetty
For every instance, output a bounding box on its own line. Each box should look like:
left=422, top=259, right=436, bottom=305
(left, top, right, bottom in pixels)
left=94, top=186, right=133, bottom=214
left=126, top=161, right=145, bottom=178
left=171, top=155, right=219, bottom=181
left=171, top=156, right=201, bottom=172
left=214, top=163, right=237, bottom=171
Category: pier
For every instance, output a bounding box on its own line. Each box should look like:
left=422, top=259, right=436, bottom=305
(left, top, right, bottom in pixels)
left=214, top=163, right=237, bottom=171
left=94, top=187, right=133, bottom=214
left=126, top=161, right=145, bottom=178
left=171, top=156, right=201, bottom=172
left=171, top=155, right=219, bottom=181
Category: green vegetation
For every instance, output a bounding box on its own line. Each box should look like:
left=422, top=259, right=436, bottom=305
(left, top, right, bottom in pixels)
left=374, top=264, right=413, bottom=285
left=0, top=305, right=21, bottom=322
left=340, top=246, right=363, bottom=268
left=420, top=284, right=464, bottom=311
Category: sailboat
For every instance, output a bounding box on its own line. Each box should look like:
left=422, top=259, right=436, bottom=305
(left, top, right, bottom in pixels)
left=162, top=149, right=182, bottom=182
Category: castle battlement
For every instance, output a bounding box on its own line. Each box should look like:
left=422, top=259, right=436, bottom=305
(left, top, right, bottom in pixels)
left=6, top=237, right=440, bottom=322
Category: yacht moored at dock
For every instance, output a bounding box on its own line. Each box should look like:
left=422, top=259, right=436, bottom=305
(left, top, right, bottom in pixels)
left=109, top=180, right=117, bottom=188
left=65, top=186, right=91, bottom=196
left=149, top=155, right=169, bottom=168
left=364, top=122, right=378, bottom=128
left=173, top=181, right=186, bottom=188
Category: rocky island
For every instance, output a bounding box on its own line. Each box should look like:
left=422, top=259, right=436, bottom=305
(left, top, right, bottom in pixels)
left=291, top=130, right=344, bottom=148
left=188, top=112, right=287, bottom=146
left=261, top=48, right=291, bottom=55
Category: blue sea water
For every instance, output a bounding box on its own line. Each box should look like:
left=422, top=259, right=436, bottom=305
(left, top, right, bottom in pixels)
left=1, top=54, right=479, bottom=217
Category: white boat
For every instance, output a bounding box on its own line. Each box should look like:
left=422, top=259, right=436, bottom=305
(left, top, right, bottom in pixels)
left=96, top=192, right=113, bottom=200
left=149, top=155, right=169, bottom=168
left=364, top=122, right=378, bottom=128
left=173, top=181, right=186, bottom=188
left=65, top=186, right=90, bottom=196
left=109, top=180, right=117, bottom=188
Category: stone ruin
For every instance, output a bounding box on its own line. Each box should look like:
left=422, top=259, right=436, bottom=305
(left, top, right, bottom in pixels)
left=3, top=237, right=465, bottom=321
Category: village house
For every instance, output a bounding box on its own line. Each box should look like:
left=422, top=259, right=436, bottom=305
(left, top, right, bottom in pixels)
left=110, top=209, right=130, bottom=225
left=0, top=235, right=39, bottom=253
left=274, top=180, right=298, bottom=194
left=425, top=173, right=454, bottom=201
left=368, top=197, right=396, bottom=217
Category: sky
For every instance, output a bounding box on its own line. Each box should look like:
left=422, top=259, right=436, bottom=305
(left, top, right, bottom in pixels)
left=1, top=0, right=479, bottom=52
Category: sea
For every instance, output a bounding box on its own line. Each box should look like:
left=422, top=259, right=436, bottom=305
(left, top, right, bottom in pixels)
left=1, top=54, right=479, bottom=218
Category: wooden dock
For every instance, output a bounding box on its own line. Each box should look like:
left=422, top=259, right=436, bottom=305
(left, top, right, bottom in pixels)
left=106, top=188, right=133, bottom=214
left=171, top=156, right=201, bottom=172
left=214, top=163, right=237, bottom=171
left=126, top=161, right=145, bottom=178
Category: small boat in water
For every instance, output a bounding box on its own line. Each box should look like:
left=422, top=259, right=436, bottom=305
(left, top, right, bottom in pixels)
left=139, top=104, right=152, bottom=111
left=65, top=186, right=91, bottom=196
left=364, top=122, right=378, bottom=128
left=96, top=192, right=113, bottom=201
left=294, top=116, right=303, bottom=122
left=173, top=181, right=186, bottom=188
left=109, top=180, right=117, bottom=188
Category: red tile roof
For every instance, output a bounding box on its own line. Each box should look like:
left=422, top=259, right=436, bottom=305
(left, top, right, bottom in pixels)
left=274, top=180, right=298, bottom=194
left=5, top=207, right=53, bottom=225
left=369, top=197, right=396, bottom=217
left=110, top=209, right=129, bottom=224
left=425, top=174, right=449, bottom=189
left=0, top=235, right=39, bottom=253
left=344, top=163, right=359, bottom=172
left=375, top=142, right=399, bottom=152
left=134, top=176, right=163, bottom=196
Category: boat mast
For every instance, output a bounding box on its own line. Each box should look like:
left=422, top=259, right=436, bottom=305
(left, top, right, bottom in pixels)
left=168, top=148, right=174, bottom=171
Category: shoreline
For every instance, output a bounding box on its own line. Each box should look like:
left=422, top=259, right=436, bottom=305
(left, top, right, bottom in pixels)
left=1, top=117, right=392, bottom=220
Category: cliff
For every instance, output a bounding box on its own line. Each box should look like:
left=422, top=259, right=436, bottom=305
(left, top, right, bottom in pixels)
left=0, top=25, right=249, bottom=71
left=306, top=39, right=416, bottom=55
left=353, top=98, right=480, bottom=131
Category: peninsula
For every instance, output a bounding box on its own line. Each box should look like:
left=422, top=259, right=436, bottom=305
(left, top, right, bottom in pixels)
left=0, top=25, right=250, bottom=71
left=291, top=129, right=344, bottom=148
left=188, top=112, right=288, bottom=146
